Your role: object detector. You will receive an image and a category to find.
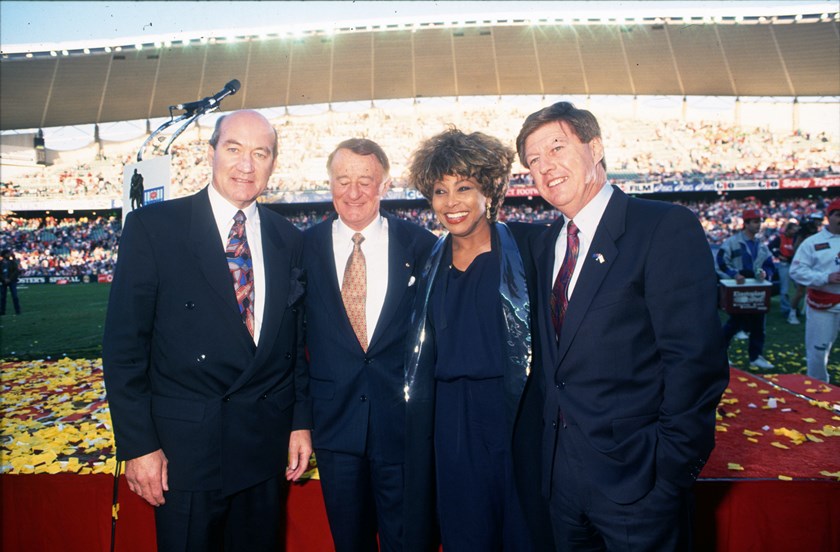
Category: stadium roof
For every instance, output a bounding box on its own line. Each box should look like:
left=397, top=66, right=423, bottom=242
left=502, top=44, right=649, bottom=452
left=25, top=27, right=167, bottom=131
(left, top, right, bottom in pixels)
left=1, top=11, right=838, bottom=131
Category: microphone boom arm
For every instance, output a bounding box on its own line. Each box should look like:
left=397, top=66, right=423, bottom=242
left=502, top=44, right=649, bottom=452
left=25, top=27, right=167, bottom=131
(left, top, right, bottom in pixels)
left=136, top=79, right=239, bottom=162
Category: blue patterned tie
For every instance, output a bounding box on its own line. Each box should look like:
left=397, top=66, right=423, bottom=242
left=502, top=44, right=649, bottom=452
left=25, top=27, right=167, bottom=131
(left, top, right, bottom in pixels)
left=226, top=210, right=254, bottom=338
left=551, top=221, right=579, bottom=339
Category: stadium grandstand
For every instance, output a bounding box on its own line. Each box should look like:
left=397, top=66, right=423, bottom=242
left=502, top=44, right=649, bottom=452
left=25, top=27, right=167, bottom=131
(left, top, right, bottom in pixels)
left=1, top=2, right=838, bottom=280
left=2, top=5, right=840, bottom=552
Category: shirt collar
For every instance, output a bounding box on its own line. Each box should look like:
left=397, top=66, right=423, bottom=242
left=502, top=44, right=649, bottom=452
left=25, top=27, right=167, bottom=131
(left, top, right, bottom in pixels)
left=334, top=213, right=385, bottom=244
left=564, top=183, right=613, bottom=237
left=207, top=184, right=258, bottom=228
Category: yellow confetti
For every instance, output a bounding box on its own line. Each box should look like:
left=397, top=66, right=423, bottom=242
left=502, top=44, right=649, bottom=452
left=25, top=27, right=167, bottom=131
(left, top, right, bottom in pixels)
left=747, top=382, right=758, bottom=388
left=778, top=475, right=793, bottom=481
left=743, top=429, right=763, bottom=436
left=802, top=418, right=817, bottom=423
left=716, top=426, right=728, bottom=432
left=727, top=463, right=744, bottom=471
left=774, top=428, right=807, bottom=445
left=819, top=471, right=840, bottom=479
left=770, top=442, right=790, bottom=450
left=747, top=437, right=758, bottom=443
left=805, top=434, right=824, bottom=443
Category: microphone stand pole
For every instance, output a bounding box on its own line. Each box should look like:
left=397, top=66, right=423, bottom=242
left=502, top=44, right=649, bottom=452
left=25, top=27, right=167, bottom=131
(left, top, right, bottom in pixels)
left=136, top=103, right=220, bottom=162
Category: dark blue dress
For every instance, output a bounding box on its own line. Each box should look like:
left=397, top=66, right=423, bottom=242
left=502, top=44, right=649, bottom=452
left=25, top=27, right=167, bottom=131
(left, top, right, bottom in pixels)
left=428, top=245, right=532, bottom=552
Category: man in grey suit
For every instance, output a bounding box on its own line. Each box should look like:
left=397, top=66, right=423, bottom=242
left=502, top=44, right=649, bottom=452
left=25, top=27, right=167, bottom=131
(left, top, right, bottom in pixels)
left=303, top=139, right=436, bottom=551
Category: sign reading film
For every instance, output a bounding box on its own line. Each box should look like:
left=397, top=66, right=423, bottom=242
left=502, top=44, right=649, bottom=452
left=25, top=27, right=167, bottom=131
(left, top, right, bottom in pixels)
left=122, top=156, right=172, bottom=224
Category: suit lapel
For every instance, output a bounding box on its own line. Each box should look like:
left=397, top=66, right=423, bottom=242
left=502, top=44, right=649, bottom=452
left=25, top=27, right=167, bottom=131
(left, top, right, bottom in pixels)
left=188, top=188, right=253, bottom=352
left=313, top=217, right=360, bottom=344
left=536, top=218, right=563, bottom=368
left=368, top=215, right=413, bottom=351
left=251, top=206, right=291, bottom=365
left=555, top=190, right=628, bottom=365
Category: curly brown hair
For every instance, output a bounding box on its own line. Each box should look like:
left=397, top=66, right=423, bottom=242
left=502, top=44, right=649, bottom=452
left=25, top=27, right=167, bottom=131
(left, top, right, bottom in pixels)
left=407, top=127, right=515, bottom=222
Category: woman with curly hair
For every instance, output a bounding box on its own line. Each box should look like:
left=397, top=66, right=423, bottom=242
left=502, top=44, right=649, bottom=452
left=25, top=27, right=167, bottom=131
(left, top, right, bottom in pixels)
left=403, top=128, right=552, bottom=551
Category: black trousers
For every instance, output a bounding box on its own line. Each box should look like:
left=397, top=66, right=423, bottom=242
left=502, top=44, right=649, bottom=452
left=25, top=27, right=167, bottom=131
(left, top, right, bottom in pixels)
left=549, top=426, right=694, bottom=552
left=154, top=475, right=285, bottom=552
left=0, top=282, right=20, bottom=314
left=315, top=448, right=404, bottom=552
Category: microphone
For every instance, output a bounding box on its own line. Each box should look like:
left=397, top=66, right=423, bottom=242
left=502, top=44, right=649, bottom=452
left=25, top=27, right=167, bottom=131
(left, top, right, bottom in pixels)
left=174, top=79, right=241, bottom=114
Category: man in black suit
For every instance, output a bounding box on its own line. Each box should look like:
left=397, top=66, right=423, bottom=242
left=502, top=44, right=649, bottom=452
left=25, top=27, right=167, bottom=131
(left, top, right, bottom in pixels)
left=103, top=110, right=312, bottom=551
left=303, top=139, right=435, bottom=551
left=516, top=102, right=729, bottom=551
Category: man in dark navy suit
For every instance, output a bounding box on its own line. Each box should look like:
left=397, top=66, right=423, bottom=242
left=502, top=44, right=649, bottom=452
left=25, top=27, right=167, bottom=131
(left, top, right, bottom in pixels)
left=516, top=102, right=729, bottom=551
left=303, top=139, right=435, bottom=551
left=104, top=110, right=311, bottom=551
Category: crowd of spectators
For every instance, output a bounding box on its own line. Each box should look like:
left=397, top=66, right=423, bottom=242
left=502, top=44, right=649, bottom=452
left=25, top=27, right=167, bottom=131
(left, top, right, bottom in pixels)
left=0, top=215, right=120, bottom=277
left=1, top=196, right=830, bottom=278
left=2, top=100, right=837, bottom=200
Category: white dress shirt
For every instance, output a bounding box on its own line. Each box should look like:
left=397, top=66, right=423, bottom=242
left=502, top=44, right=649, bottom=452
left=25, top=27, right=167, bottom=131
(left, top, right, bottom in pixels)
left=553, top=183, right=614, bottom=300
left=333, top=215, right=390, bottom=343
left=207, top=184, right=266, bottom=345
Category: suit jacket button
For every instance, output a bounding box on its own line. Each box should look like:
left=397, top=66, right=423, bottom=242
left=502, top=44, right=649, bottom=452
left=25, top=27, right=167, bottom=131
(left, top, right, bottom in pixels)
left=559, top=381, right=566, bottom=389
left=364, top=358, right=372, bottom=365
left=291, top=307, right=298, bottom=314
left=552, top=420, right=558, bottom=429
left=185, top=301, right=195, bottom=309
left=260, top=393, right=268, bottom=400
left=223, top=396, right=231, bottom=402
left=360, top=395, right=368, bottom=402
left=285, top=352, right=292, bottom=360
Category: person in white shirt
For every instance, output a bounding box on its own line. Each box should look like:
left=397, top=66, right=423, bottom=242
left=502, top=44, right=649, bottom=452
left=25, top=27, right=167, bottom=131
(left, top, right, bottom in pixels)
left=789, top=198, right=840, bottom=383
left=301, top=139, right=436, bottom=551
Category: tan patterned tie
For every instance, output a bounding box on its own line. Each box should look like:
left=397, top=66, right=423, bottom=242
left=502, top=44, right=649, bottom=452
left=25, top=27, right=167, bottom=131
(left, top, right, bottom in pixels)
left=342, top=233, right=367, bottom=351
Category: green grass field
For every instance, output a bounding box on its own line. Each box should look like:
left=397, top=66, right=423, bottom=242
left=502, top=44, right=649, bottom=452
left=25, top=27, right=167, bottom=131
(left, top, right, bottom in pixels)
left=1, top=283, right=111, bottom=359
left=1, top=283, right=837, bottom=381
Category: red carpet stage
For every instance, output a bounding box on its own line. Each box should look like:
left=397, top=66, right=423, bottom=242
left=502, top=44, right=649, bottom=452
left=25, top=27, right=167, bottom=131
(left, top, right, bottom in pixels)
left=2, top=360, right=838, bottom=551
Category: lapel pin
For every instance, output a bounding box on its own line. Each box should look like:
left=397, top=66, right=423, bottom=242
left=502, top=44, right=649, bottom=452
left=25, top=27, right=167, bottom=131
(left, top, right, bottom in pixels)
left=592, top=253, right=605, bottom=264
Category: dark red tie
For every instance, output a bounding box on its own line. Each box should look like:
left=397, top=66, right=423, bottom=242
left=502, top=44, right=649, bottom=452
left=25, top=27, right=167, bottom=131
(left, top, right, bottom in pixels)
left=551, top=221, right=580, bottom=339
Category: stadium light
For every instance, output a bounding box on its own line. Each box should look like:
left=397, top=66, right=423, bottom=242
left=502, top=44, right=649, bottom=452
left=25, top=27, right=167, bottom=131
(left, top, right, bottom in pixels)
left=50, top=51, right=57, bottom=57
left=104, top=46, right=111, bottom=53
left=62, top=49, right=69, bottom=56
left=134, top=43, right=143, bottom=51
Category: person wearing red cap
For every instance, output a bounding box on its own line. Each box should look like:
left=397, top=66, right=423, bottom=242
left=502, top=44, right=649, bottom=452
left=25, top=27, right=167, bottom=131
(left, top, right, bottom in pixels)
left=716, top=208, right=777, bottom=370
left=789, top=198, right=840, bottom=383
